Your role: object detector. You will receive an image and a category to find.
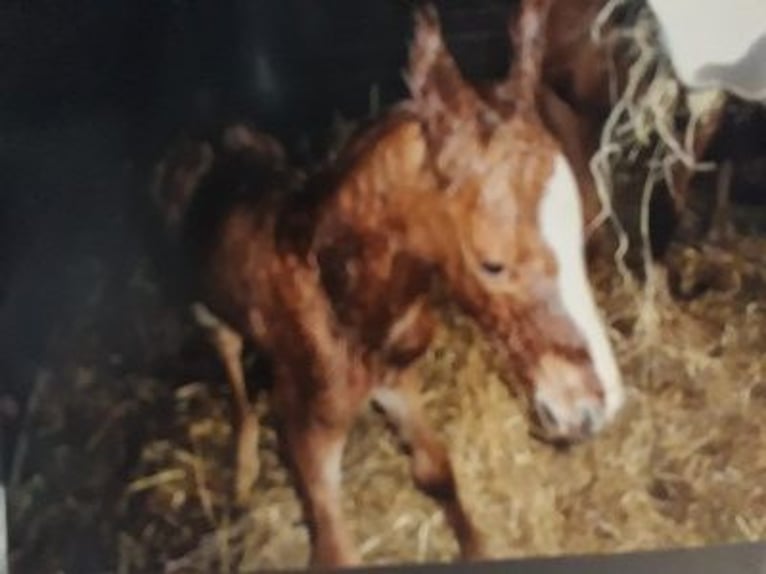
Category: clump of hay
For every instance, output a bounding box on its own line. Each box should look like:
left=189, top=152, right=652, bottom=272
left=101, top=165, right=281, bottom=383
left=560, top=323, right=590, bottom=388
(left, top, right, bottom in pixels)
left=113, top=233, right=766, bottom=573
left=577, top=0, right=735, bottom=374
left=8, top=179, right=766, bottom=573
left=587, top=0, right=727, bottom=285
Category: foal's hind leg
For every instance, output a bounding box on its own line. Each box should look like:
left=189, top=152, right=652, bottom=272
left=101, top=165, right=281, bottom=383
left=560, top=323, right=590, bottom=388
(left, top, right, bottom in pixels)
left=372, top=368, right=485, bottom=560
left=193, top=303, right=259, bottom=504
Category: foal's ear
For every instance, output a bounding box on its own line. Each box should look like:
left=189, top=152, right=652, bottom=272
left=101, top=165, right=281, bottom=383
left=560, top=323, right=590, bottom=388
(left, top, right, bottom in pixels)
left=405, top=3, right=445, bottom=101
left=404, top=3, right=502, bottom=182
left=493, top=0, right=555, bottom=117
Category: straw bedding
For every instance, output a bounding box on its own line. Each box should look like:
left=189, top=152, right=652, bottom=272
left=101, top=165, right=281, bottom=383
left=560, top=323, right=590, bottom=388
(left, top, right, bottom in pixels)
left=8, top=229, right=766, bottom=573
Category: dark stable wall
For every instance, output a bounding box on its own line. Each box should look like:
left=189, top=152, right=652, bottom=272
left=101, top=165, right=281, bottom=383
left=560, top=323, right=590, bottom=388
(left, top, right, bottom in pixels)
left=0, top=0, right=515, bottom=466
left=0, top=0, right=515, bottom=143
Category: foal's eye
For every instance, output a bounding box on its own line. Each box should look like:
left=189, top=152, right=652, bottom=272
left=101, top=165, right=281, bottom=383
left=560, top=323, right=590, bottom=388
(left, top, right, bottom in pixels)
left=481, top=261, right=505, bottom=275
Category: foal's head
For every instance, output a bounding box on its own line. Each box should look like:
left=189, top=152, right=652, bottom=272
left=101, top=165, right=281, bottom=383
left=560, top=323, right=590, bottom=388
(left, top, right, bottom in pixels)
left=406, top=2, right=625, bottom=443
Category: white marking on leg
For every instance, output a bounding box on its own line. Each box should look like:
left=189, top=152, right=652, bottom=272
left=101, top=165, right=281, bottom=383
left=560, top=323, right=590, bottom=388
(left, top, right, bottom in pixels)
left=538, top=154, right=626, bottom=420
left=321, top=437, right=345, bottom=498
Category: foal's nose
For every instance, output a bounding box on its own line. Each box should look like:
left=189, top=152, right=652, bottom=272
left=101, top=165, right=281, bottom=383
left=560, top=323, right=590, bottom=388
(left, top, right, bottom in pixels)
left=533, top=395, right=604, bottom=443
left=530, top=353, right=610, bottom=443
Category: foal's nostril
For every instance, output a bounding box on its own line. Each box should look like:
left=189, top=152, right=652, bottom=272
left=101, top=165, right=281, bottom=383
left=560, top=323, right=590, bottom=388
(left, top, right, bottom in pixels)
left=580, top=407, right=594, bottom=436
left=536, top=400, right=558, bottom=430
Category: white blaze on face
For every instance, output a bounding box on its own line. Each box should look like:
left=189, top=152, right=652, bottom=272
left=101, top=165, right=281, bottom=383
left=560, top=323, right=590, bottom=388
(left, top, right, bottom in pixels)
left=537, top=154, right=625, bottom=421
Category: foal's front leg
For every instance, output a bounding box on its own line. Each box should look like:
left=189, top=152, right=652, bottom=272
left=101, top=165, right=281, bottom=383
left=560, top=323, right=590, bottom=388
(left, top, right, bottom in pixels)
left=372, top=368, right=485, bottom=560
left=276, top=348, right=371, bottom=568
left=281, top=404, right=359, bottom=567
left=270, top=281, right=370, bottom=567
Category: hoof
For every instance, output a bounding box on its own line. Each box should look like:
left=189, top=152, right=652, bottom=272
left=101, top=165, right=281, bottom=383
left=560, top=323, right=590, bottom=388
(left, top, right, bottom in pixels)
left=309, top=550, right=360, bottom=569
left=310, top=538, right=360, bottom=569
left=459, top=525, right=487, bottom=561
